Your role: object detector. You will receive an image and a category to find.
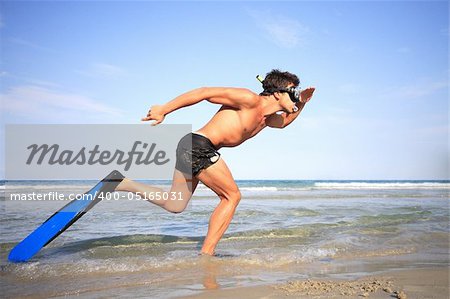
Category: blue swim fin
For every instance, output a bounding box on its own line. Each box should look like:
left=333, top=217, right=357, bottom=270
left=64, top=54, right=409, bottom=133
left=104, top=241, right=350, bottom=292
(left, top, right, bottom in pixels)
left=8, top=170, right=124, bottom=262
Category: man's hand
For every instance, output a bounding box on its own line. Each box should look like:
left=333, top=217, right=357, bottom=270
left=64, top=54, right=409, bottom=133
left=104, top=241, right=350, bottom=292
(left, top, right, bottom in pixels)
left=300, top=87, right=315, bottom=104
left=141, top=105, right=166, bottom=126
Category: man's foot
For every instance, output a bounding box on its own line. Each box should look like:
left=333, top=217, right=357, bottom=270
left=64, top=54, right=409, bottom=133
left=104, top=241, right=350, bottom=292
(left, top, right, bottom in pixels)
left=200, top=247, right=215, bottom=256
left=199, top=251, right=214, bottom=257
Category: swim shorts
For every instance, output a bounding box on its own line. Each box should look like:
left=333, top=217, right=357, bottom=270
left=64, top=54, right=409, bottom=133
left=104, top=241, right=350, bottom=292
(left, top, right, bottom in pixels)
left=175, top=133, right=221, bottom=177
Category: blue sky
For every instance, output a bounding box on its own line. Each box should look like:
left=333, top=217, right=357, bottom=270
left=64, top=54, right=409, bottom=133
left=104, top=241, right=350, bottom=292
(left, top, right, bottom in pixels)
left=1, top=1, right=448, bottom=180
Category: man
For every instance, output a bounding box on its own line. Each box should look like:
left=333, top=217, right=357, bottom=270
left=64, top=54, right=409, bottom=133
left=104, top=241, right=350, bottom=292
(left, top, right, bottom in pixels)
left=116, top=69, right=315, bottom=255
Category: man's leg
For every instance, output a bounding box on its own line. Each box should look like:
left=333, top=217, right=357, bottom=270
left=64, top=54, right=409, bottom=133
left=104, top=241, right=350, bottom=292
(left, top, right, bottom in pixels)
left=116, top=170, right=199, bottom=213
left=196, top=158, right=241, bottom=255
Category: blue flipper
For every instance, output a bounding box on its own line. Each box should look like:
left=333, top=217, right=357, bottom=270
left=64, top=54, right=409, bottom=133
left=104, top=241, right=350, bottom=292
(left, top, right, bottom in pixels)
left=8, top=170, right=124, bottom=262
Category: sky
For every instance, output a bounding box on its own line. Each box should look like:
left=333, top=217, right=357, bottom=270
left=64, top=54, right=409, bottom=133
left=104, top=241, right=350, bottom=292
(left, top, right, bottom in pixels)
left=0, top=0, right=448, bottom=180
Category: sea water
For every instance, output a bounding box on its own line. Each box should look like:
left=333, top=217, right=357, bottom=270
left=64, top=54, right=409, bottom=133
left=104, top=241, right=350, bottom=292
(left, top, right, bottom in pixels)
left=1, top=180, right=449, bottom=298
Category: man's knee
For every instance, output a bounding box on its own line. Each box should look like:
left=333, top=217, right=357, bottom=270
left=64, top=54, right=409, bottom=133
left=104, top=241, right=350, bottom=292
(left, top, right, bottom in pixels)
left=224, top=189, right=241, bottom=205
left=169, top=206, right=185, bottom=214
left=165, top=188, right=193, bottom=213
left=165, top=192, right=193, bottom=213
left=165, top=201, right=187, bottom=214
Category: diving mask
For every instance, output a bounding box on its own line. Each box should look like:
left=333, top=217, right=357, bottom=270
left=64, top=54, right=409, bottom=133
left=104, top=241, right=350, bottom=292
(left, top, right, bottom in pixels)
left=256, top=75, right=301, bottom=103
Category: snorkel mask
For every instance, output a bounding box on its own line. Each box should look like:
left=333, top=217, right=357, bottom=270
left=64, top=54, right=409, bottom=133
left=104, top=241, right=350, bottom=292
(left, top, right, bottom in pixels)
left=278, top=86, right=301, bottom=103
left=256, top=75, right=301, bottom=103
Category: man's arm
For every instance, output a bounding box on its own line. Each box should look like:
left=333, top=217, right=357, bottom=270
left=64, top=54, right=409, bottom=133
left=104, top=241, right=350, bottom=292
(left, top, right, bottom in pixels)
left=266, top=87, right=315, bottom=129
left=142, top=87, right=255, bottom=125
left=265, top=102, right=307, bottom=128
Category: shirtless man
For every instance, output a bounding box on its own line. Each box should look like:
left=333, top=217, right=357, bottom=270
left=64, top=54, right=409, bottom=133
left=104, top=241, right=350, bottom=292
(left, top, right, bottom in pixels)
left=116, top=69, right=315, bottom=255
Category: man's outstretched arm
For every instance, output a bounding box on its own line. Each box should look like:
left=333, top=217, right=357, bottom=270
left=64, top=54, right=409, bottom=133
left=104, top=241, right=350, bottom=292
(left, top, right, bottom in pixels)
left=142, top=87, right=255, bottom=125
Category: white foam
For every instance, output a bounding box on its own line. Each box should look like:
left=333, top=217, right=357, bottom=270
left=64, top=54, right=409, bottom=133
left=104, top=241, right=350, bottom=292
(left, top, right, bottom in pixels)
left=314, top=182, right=450, bottom=190
left=240, top=187, right=278, bottom=191
left=196, top=185, right=278, bottom=192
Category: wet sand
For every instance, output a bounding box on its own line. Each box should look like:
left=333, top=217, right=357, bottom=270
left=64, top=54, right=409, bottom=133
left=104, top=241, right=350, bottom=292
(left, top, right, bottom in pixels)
left=182, top=267, right=449, bottom=299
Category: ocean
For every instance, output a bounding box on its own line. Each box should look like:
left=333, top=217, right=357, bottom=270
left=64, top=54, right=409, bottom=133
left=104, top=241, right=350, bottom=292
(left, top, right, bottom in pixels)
left=1, top=180, right=449, bottom=298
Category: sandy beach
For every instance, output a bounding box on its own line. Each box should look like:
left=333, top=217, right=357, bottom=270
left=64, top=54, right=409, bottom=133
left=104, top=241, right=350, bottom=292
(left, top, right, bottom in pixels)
left=183, top=267, right=449, bottom=299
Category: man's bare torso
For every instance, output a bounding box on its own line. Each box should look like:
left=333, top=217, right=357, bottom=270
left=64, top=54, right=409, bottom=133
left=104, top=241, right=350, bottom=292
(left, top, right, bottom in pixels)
left=197, top=96, right=268, bottom=149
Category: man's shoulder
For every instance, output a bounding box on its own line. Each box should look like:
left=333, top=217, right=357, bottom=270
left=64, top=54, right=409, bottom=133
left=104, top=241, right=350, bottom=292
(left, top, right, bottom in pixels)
left=225, top=87, right=256, bottom=96
left=226, top=88, right=259, bottom=108
left=201, top=87, right=259, bottom=109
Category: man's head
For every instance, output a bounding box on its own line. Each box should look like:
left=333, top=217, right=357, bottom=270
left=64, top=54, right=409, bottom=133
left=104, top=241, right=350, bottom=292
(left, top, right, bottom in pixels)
left=260, top=69, right=300, bottom=97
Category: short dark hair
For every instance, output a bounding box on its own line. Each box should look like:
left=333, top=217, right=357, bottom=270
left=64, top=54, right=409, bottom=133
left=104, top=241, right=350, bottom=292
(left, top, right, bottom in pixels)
left=260, top=69, right=300, bottom=96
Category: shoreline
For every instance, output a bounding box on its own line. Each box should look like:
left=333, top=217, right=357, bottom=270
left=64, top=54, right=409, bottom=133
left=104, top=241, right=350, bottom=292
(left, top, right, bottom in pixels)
left=181, top=267, right=449, bottom=299
left=2, top=180, right=448, bottom=298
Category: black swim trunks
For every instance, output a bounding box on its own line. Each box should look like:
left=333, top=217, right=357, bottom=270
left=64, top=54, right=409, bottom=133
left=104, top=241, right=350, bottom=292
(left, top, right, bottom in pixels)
left=175, top=133, right=221, bottom=177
